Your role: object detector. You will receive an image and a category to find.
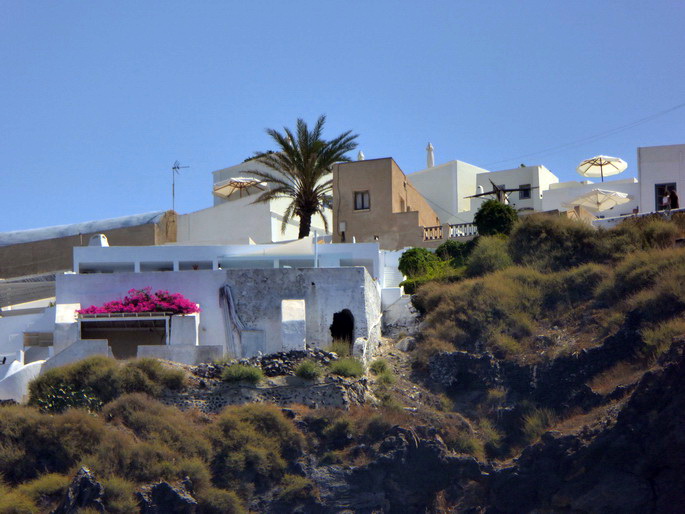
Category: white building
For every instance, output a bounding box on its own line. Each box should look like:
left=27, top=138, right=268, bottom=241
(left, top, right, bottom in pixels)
left=0, top=239, right=405, bottom=401
left=176, top=159, right=331, bottom=245
left=638, top=143, right=685, bottom=213
left=468, top=165, right=559, bottom=215
left=408, top=160, right=488, bottom=224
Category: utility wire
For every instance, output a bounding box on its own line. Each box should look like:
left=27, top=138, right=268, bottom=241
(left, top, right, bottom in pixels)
left=484, top=101, right=685, bottom=168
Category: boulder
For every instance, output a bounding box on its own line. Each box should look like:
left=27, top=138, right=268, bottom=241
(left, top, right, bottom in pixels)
left=137, top=481, right=198, bottom=513
left=52, top=467, right=105, bottom=514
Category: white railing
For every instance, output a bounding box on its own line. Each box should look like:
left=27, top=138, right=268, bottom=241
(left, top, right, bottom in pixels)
left=592, top=208, right=685, bottom=229
left=449, top=223, right=478, bottom=238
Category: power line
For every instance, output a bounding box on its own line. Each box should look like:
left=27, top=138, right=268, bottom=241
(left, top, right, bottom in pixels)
left=484, top=101, right=685, bottom=168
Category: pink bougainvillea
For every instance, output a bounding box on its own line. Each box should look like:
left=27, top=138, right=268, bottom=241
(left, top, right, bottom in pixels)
left=77, top=288, right=200, bottom=315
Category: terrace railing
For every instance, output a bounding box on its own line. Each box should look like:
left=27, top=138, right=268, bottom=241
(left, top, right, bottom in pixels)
left=449, top=222, right=478, bottom=238
left=423, top=225, right=443, bottom=241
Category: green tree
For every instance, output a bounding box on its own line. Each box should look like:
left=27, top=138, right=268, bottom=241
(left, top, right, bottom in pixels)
left=398, top=247, right=440, bottom=278
left=474, top=199, right=518, bottom=236
left=249, top=115, right=358, bottom=238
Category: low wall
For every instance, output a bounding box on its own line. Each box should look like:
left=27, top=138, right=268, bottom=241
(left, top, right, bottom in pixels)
left=137, top=345, right=223, bottom=366
left=42, top=339, right=109, bottom=372
left=0, top=360, right=44, bottom=402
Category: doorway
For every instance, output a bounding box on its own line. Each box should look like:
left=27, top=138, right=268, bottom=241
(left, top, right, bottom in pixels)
left=330, top=309, right=354, bottom=352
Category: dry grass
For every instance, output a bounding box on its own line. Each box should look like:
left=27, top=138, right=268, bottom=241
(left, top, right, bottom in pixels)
left=588, top=361, right=647, bottom=395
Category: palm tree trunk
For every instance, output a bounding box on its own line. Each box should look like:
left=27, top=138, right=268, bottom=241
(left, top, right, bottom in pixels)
left=298, top=214, right=312, bottom=239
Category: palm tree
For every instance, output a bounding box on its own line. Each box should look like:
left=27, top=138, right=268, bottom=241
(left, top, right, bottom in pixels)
left=248, top=115, right=358, bottom=239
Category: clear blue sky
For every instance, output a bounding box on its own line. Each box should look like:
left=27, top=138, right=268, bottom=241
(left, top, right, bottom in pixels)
left=1, top=1, right=683, bottom=231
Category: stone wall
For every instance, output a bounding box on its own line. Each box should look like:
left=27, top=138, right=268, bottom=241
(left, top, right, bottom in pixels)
left=161, top=378, right=368, bottom=413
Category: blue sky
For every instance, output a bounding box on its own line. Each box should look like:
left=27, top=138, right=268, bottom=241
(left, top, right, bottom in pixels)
left=1, top=1, right=683, bottom=231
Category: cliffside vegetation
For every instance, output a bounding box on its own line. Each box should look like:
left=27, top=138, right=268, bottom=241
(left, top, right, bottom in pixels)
left=1, top=212, right=684, bottom=512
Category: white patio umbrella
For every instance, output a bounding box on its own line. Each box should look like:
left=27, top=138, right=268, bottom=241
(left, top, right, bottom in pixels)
left=564, top=189, right=633, bottom=213
left=576, top=155, right=627, bottom=182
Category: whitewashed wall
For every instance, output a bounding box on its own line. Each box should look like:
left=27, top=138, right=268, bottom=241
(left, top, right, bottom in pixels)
left=638, top=144, right=685, bottom=213
left=56, top=267, right=380, bottom=358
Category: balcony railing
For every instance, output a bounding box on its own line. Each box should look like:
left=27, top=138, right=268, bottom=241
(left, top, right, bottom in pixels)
left=449, top=223, right=478, bottom=238
left=423, top=225, right=443, bottom=241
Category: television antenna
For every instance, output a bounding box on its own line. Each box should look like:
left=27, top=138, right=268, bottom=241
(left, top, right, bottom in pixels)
left=171, top=160, right=189, bottom=212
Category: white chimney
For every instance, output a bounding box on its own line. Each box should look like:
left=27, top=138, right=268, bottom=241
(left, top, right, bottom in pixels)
left=357, top=150, right=365, bottom=161
left=426, top=143, right=434, bottom=168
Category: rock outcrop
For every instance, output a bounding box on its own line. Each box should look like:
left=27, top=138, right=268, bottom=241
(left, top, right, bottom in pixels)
left=485, top=341, right=685, bottom=513
left=136, top=481, right=198, bottom=514
left=309, top=425, right=483, bottom=512
left=52, top=467, right=105, bottom=514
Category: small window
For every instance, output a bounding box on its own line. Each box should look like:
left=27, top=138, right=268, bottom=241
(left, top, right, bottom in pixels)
left=655, top=183, right=676, bottom=211
left=354, top=191, right=370, bottom=210
left=519, top=184, right=531, bottom=199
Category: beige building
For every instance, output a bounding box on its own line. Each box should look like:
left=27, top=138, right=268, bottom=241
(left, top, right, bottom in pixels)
left=332, top=158, right=442, bottom=250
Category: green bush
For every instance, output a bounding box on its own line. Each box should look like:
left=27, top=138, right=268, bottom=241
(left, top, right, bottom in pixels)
left=474, top=199, right=518, bottom=236
left=369, top=359, right=389, bottom=375
left=466, top=236, right=513, bottom=277
left=329, top=358, right=364, bottom=378
left=398, top=247, right=440, bottom=278
left=221, top=364, right=263, bottom=384
left=436, top=239, right=473, bottom=266
left=376, top=371, right=396, bottom=385
left=295, top=360, right=322, bottom=380
left=400, top=265, right=464, bottom=295
left=33, top=384, right=103, bottom=414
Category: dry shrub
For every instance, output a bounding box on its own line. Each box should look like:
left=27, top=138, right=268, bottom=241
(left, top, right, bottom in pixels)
left=588, top=361, right=646, bottom=395
left=102, top=393, right=211, bottom=459
left=101, top=476, right=138, bottom=513
left=596, top=247, right=685, bottom=305
left=508, top=214, right=602, bottom=271
left=640, top=318, right=685, bottom=360
left=466, top=236, right=513, bottom=277
left=0, top=490, right=37, bottom=513
left=16, top=473, right=70, bottom=510
left=521, top=408, right=556, bottom=444
left=29, top=356, right=186, bottom=407
left=207, top=404, right=303, bottom=493
left=196, top=487, right=246, bottom=514
left=419, top=267, right=546, bottom=358
left=0, top=406, right=105, bottom=484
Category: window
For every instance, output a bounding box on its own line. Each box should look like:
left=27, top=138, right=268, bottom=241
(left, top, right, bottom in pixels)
left=354, top=191, right=370, bottom=210
left=655, top=183, right=676, bottom=211
left=519, top=184, right=531, bottom=199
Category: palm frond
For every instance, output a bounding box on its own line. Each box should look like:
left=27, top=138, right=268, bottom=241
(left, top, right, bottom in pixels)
left=248, top=115, right=358, bottom=238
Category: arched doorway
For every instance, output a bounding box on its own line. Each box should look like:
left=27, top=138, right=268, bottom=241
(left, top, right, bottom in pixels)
left=330, top=309, right=354, bottom=352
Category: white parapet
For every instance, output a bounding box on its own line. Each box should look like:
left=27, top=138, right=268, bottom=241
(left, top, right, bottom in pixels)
left=170, top=313, right=200, bottom=346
